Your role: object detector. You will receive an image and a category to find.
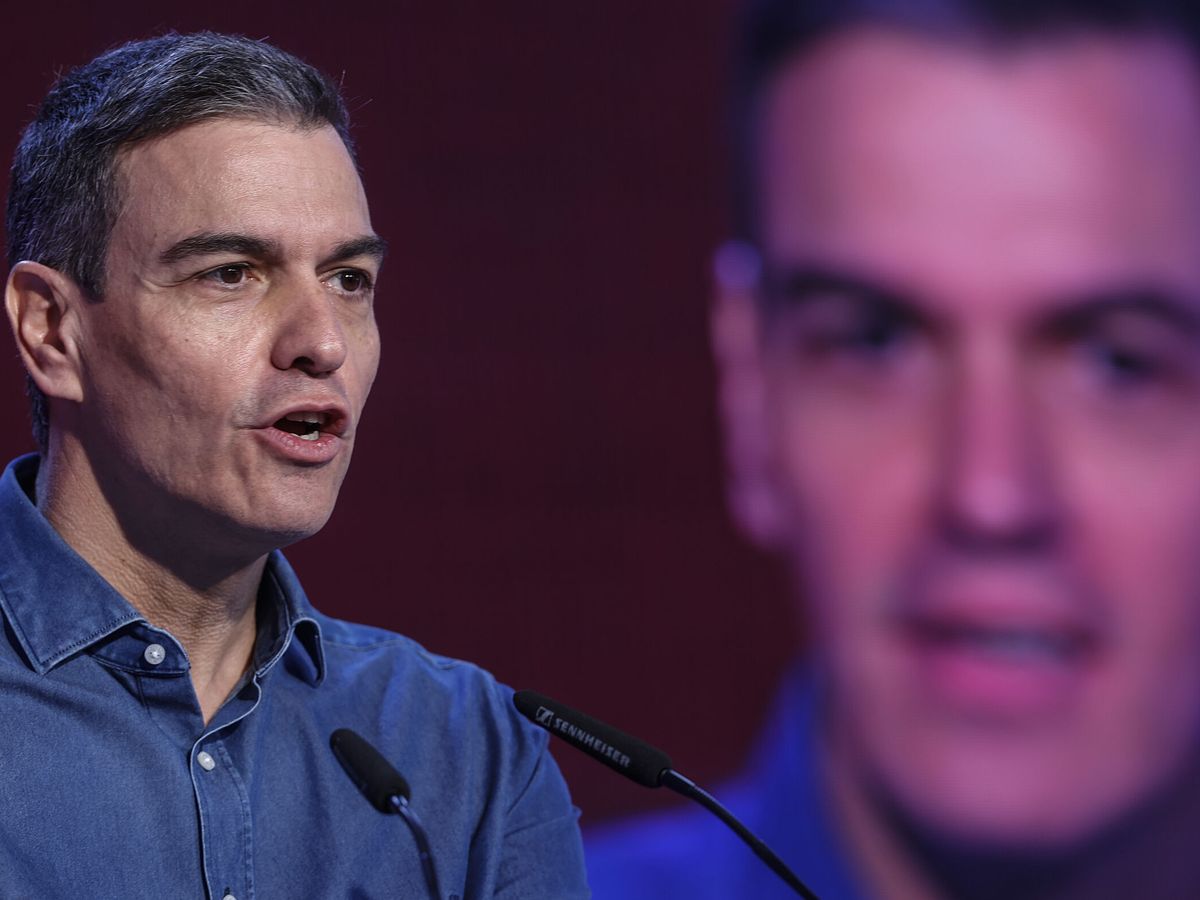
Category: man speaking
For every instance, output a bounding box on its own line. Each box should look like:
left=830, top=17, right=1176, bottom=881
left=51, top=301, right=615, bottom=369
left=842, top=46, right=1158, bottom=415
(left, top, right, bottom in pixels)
left=0, top=32, right=587, bottom=898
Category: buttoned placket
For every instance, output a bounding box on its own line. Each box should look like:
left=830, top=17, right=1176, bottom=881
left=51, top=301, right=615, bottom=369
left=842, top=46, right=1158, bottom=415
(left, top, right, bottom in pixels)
left=116, top=623, right=269, bottom=900
left=187, top=669, right=270, bottom=900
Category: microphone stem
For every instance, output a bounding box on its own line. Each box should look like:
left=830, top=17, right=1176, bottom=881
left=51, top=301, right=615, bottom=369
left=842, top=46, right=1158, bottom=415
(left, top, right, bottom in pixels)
left=661, top=769, right=820, bottom=900
left=388, top=794, right=443, bottom=900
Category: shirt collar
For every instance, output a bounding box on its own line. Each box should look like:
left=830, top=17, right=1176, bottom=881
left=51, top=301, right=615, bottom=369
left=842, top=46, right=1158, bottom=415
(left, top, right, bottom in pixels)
left=257, top=550, right=326, bottom=686
left=0, top=453, right=325, bottom=683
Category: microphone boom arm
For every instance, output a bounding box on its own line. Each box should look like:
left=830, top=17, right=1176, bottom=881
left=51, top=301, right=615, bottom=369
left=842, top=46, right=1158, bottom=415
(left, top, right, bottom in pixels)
left=513, top=690, right=820, bottom=899
left=661, top=769, right=818, bottom=900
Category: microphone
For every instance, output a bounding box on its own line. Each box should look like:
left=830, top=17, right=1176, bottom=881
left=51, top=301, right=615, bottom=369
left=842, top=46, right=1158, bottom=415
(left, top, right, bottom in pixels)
left=512, top=688, right=672, bottom=787
left=330, top=728, right=443, bottom=900
left=513, top=690, right=820, bottom=900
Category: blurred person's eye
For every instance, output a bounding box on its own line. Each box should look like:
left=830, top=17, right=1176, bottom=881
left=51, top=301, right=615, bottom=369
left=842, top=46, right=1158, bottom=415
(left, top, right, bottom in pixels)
left=1031, top=292, right=1200, bottom=426
left=758, top=266, right=932, bottom=387
left=1082, top=336, right=1173, bottom=389
left=792, top=300, right=913, bottom=363
left=1054, top=309, right=1200, bottom=399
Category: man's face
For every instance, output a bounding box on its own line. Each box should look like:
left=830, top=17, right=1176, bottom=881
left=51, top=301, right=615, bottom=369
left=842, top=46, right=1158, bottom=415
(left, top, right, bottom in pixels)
left=75, top=119, right=382, bottom=555
left=722, top=29, right=1200, bottom=845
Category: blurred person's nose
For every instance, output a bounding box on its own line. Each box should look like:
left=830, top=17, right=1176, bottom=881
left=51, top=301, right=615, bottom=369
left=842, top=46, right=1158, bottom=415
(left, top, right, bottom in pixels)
left=936, top=334, right=1059, bottom=555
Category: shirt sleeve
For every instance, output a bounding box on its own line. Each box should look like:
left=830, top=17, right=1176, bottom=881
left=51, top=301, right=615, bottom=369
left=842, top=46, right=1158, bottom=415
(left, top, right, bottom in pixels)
left=456, top=674, right=589, bottom=899
left=491, top=736, right=590, bottom=898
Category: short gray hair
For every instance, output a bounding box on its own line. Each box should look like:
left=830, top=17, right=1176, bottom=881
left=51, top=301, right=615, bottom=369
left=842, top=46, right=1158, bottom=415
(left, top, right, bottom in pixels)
left=6, top=32, right=355, bottom=450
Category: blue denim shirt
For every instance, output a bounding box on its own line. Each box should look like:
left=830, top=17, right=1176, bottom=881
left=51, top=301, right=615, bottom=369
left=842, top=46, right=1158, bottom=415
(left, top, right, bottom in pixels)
left=584, top=669, right=867, bottom=900
left=0, top=455, right=588, bottom=899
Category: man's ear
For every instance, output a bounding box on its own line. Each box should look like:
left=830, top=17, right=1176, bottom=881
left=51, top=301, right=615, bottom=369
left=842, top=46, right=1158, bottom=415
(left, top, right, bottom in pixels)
left=710, top=243, right=786, bottom=549
left=5, top=261, right=85, bottom=404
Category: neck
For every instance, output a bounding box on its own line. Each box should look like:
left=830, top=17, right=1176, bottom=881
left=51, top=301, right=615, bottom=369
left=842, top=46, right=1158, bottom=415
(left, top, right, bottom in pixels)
left=821, top=726, right=943, bottom=900
left=822, top=716, right=1200, bottom=900
left=37, top=442, right=268, bottom=724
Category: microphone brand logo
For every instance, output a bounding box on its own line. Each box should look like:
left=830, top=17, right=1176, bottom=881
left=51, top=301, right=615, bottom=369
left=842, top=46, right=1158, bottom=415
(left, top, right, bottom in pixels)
left=543, top=710, right=633, bottom=770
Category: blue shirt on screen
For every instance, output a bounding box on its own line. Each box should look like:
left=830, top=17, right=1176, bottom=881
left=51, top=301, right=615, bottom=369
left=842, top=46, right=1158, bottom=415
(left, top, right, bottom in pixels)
left=584, top=669, right=868, bottom=900
left=0, top=454, right=588, bottom=899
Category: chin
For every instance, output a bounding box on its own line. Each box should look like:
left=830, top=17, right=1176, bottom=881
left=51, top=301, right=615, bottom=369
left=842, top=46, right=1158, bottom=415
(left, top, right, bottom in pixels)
left=902, top=787, right=1107, bottom=850
left=257, top=509, right=337, bottom=549
left=251, top=473, right=346, bottom=540
left=877, top=739, right=1163, bottom=851
left=215, top=495, right=339, bottom=553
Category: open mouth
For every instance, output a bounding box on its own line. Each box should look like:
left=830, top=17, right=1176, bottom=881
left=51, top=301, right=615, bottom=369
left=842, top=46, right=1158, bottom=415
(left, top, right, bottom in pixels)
left=895, top=612, right=1101, bottom=718
left=906, top=619, right=1092, bottom=666
left=273, top=411, right=329, bottom=442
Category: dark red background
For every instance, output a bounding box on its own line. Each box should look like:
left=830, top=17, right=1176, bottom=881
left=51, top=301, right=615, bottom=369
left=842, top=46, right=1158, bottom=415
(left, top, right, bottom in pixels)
left=0, top=2, right=800, bottom=826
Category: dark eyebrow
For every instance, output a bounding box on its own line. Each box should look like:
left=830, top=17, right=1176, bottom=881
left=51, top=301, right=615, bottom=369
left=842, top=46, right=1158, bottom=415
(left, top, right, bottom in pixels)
left=1042, top=289, right=1200, bottom=339
left=319, top=235, right=388, bottom=269
left=763, top=268, right=1200, bottom=340
left=759, top=263, right=922, bottom=321
left=158, top=232, right=282, bottom=266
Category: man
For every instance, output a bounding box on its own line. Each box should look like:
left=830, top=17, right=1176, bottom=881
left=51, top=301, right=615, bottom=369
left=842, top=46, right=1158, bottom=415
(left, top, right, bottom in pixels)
left=0, top=33, right=587, bottom=898
left=587, top=1, right=1200, bottom=897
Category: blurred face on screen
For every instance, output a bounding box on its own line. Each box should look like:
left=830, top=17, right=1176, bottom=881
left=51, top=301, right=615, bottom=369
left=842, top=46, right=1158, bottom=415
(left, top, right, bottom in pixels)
left=716, top=28, right=1200, bottom=846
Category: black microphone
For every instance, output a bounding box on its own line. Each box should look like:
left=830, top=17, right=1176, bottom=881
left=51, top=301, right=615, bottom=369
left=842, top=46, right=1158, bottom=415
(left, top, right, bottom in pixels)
left=330, top=728, right=443, bottom=900
left=512, top=689, right=672, bottom=787
left=513, top=690, right=820, bottom=900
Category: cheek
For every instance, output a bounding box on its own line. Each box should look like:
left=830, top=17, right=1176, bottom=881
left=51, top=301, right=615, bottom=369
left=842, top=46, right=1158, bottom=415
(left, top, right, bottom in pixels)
left=350, top=319, right=381, bottom=404
left=765, top=378, right=937, bottom=632
left=86, top=309, right=262, bottom=435
left=1061, top=428, right=1200, bottom=705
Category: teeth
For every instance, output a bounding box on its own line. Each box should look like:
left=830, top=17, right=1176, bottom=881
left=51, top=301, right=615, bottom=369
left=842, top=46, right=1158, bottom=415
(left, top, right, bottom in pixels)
left=970, top=630, right=1059, bottom=660
left=274, top=411, right=329, bottom=439
left=919, top=620, right=1073, bottom=661
left=959, top=628, right=1071, bottom=662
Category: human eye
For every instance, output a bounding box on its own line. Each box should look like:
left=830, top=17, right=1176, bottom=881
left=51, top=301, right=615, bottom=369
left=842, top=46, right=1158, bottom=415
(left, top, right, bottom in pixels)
left=818, top=309, right=909, bottom=359
left=1062, top=314, right=1198, bottom=396
left=1081, top=337, right=1170, bottom=388
left=779, top=296, right=915, bottom=366
left=1040, top=316, right=1200, bottom=436
left=325, top=268, right=375, bottom=299
left=197, top=263, right=252, bottom=288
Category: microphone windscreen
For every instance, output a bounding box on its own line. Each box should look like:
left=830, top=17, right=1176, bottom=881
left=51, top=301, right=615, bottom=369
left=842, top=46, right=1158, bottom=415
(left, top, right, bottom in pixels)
left=330, top=728, right=411, bottom=812
left=513, top=690, right=673, bottom=788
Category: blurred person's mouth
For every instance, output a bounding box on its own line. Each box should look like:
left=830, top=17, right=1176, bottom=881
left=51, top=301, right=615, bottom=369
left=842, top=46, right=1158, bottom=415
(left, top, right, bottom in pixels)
left=893, top=574, right=1102, bottom=722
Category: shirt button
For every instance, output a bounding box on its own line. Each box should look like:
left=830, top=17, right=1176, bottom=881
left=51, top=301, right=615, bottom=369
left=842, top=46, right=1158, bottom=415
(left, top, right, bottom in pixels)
left=197, top=751, right=216, bottom=771
left=143, top=643, right=166, bottom=665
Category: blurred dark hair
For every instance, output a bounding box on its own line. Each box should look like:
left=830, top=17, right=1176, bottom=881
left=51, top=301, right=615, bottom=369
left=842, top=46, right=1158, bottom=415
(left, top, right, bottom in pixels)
left=732, top=0, right=1200, bottom=239
left=6, top=31, right=354, bottom=451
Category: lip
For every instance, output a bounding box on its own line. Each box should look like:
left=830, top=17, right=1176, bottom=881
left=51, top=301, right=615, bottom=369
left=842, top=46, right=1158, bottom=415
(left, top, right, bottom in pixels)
left=252, top=402, right=351, bottom=466
left=890, top=580, right=1103, bottom=722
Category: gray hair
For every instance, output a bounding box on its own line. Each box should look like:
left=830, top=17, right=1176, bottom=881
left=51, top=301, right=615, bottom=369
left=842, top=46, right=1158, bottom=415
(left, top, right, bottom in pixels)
left=6, top=31, right=355, bottom=450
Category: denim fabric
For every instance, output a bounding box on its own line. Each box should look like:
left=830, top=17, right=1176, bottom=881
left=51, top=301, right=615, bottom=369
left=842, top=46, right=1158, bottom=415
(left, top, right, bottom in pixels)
left=0, top=454, right=588, bottom=899
left=584, top=669, right=866, bottom=900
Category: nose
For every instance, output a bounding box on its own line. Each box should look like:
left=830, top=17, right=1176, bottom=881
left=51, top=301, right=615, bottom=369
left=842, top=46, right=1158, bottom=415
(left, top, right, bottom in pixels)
left=270, top=278, right=348, bottom=377
left=936, top=337, right=1059, bottom=555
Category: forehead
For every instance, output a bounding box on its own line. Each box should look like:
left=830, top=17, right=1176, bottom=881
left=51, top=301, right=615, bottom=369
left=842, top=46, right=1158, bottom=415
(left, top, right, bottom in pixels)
left=111, top=118, right=370, bottom=254
left=756, top=28, right=1200, bottom=314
